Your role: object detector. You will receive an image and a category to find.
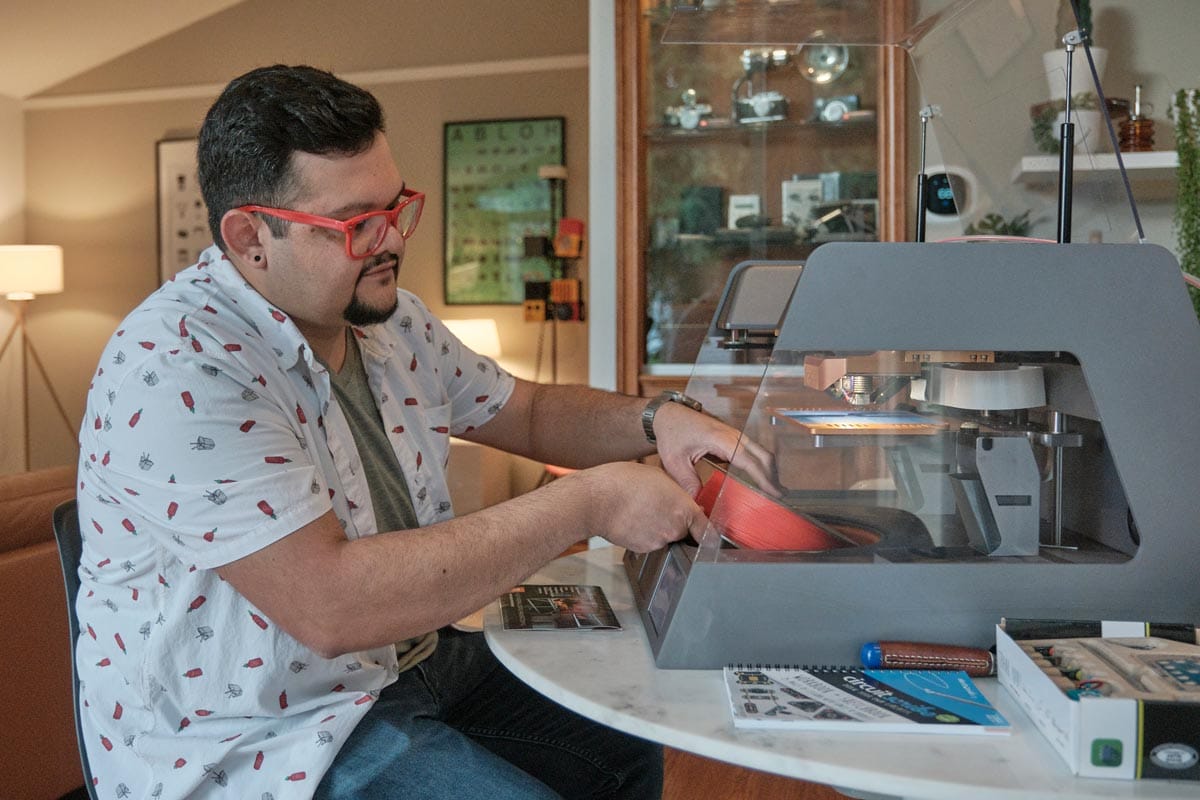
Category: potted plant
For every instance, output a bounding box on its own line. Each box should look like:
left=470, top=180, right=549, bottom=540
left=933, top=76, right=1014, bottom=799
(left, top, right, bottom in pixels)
left=964, top=210, right=1035, bottom=238
left=1168, top=89, right=1200, bottom=317
left=1030, top=92, right=1100, bottom=154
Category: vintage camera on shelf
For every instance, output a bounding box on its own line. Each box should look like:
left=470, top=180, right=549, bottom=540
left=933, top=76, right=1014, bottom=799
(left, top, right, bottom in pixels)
left=812, top=94, right=860, bottom=123
left=663, top=88, right=713, bottom=131
left=732, top=47, right=790, bottom=125
left=734, top=91, right=788, bottom=124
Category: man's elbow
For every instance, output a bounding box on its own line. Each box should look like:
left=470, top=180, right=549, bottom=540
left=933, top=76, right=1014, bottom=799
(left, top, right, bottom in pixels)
left=279, top=609, right=359, bottom=659
left=287, top=607, right=419, bottom=659
left=309, top=639, right=350, bottom=660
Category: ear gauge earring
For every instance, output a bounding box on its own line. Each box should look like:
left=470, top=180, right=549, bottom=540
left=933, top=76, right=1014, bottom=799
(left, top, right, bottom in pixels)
left=253, top=255, right=263, bottom=262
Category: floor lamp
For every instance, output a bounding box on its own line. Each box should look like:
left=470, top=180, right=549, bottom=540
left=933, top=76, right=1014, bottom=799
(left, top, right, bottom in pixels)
left=0, top=245, right=71, bottom=470
left=443, top=318, right=503, bottom=361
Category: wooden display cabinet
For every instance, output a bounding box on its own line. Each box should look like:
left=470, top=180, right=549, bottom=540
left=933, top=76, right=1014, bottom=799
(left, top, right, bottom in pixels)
left=615, top=0, right=911, bottom=397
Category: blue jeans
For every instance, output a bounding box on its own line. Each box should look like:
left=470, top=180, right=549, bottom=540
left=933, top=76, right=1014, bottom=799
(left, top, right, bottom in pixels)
left=314, top=628, right=662, bottom=799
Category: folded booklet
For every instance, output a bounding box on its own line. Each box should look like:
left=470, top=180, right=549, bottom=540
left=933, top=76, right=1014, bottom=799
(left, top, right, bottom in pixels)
left=499, top=584, right=621, bottom=631
left=724, top=664, right=1010, bottom=735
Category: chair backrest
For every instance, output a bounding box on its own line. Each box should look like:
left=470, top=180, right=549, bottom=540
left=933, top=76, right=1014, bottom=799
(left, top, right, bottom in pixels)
left=52, top=499, right=98, bottom=800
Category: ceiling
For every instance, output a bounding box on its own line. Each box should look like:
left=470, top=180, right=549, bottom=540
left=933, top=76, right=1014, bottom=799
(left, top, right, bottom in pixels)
left=0, top=0, right=245, bottom=99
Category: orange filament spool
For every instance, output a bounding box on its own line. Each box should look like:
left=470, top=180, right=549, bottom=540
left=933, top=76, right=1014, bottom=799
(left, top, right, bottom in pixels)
left=696, top=471, right=845, bottom=551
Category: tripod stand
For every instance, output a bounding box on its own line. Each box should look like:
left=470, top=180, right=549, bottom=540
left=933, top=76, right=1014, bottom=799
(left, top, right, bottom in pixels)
left=0, top=299, right=75, bottom=470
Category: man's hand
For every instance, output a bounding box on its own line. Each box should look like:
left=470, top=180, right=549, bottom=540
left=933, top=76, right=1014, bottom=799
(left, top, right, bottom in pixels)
left=651, top=401, right=777, bottom=498
left=572, top=462, right=708, bottom=552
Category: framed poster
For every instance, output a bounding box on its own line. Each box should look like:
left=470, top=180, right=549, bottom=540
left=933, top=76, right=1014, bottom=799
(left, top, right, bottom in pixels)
left=443, top=117, right=565, bottom=304
left=156, top=138, right=209, bottom=283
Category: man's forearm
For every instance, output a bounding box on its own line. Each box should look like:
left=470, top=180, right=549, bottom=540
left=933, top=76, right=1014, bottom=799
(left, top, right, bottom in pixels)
left=309, top=474, right=597, bottom=653
left=527, top=383, right=655, bottom=467
left=464, top=379, right=657, bottom=468
left=219, top=461, right=702, bottom=657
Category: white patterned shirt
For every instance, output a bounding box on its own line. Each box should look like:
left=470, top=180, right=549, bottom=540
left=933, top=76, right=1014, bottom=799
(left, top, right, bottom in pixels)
left=75, top=244, right=514, bottom=799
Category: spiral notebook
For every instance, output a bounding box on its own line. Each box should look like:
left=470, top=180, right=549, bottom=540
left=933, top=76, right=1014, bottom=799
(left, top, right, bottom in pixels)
left=724, top=664, right=1010, bottom=735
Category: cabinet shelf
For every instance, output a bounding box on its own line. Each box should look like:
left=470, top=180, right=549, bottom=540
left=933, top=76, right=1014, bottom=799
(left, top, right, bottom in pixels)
left=650, top=232, right=818, bottom=252
left=645, top=117, right=875, bottom=142
left=1013, top=150, right=1178, bottom=187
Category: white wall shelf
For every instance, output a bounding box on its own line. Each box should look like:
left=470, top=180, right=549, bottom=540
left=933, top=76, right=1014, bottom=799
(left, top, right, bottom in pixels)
left=1013, top=150, right=1179, bottom=188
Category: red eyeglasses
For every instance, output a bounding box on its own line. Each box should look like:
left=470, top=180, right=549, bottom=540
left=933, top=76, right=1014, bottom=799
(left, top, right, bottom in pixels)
left=238, top=187, right=425, bottom=259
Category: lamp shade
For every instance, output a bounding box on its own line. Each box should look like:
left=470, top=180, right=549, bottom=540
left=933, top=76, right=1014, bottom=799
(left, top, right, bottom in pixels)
left=0, top=245, right=64, bottom=300
left=444, top=318, right=502, bottom=358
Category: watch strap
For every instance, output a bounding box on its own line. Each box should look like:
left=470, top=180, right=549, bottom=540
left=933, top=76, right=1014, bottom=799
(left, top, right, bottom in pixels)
left=642, top=390, right=703, bottom=444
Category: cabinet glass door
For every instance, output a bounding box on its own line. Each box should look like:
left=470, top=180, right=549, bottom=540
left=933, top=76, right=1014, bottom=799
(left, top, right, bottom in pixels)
left=638, top=1, right=900, bottom=369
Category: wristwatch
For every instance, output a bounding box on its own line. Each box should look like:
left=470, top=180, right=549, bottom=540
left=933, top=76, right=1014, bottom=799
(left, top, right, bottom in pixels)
left=642, top=390, right=703, bottom=444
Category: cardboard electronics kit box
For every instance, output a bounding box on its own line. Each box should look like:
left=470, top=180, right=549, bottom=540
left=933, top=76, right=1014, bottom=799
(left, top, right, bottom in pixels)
left=997, top=619, right=1200, bottom=782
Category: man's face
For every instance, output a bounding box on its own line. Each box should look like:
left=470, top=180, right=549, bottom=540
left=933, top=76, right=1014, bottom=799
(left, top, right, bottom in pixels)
left=257, top=131, right=407, bottom=338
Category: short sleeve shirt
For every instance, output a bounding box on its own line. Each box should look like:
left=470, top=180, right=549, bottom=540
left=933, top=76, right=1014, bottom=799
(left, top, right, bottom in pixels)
left=74, top=245, right=514, bottom=799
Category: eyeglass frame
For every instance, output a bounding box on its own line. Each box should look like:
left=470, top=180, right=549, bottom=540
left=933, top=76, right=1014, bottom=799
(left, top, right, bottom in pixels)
left=237, top=187, right=425, bottom=259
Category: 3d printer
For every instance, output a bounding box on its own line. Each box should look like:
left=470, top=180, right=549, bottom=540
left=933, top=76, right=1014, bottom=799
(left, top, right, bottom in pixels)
left=626, top=0, right=1200, bottom=668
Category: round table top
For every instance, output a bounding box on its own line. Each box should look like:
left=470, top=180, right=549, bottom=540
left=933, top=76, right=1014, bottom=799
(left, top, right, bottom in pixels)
left=484, top=546, right=1198, bottom=800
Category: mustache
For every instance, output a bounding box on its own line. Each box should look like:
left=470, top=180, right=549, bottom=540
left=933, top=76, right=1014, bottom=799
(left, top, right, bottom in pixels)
left=360, top=251, right=399, bottom=276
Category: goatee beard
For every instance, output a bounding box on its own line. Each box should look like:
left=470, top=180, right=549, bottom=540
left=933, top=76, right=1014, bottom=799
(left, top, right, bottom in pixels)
left=343, top=254, right=399, bottom=326
left=344, top=293, right=398, bottom=326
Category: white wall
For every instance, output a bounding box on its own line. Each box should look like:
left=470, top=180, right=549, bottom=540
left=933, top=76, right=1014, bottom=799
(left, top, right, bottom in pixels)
left=588, top=0, right=618, bottom=392
left=0, top=96, right=23, bottom=241
left=1089, top=0, right=1200, bottom=253
left=11, top=0, right=590, bottom=475
left=910, top=0, right=1199, bottom=256
left=0, top=93, right=26, bottom=473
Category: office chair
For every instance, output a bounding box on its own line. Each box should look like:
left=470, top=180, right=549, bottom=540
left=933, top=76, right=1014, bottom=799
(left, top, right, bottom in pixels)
left=52, top=499, right=99, bottom=800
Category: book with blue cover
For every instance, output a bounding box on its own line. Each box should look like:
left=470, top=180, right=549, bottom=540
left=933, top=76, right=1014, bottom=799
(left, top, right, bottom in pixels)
left=724, top=664, right=1010, bottom=735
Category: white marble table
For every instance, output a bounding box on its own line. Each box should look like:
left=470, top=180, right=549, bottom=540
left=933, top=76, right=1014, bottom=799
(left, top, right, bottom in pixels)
left=484, top=546, right=1198, bottom=800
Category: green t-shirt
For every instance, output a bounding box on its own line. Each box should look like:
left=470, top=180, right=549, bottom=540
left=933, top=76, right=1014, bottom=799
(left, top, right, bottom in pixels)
left=327, top=333, right=436, bottom=672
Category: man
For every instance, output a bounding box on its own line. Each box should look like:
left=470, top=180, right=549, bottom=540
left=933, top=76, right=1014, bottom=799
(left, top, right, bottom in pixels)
left=75, top=65, right=771, bottom=800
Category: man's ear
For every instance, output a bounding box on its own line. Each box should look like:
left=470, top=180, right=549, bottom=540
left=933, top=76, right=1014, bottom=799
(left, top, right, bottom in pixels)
left=221, top=209, right=268, bottom=269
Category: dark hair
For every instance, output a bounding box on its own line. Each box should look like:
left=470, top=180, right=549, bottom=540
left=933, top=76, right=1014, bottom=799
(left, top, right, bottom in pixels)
left=197, top=64, right=386, bottom=251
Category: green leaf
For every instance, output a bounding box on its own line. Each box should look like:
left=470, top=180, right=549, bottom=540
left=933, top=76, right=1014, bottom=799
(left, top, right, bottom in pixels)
left=1171, top=89, right=1200, bottom=318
